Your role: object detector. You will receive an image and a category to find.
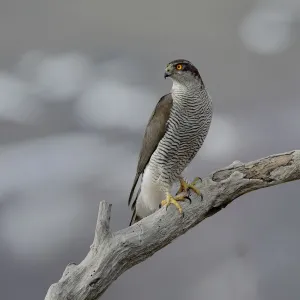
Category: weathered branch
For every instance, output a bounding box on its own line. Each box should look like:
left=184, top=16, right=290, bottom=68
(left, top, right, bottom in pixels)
left=92, top=201, right=112, bottom=248
left=45, top=150, right=300, bottom=300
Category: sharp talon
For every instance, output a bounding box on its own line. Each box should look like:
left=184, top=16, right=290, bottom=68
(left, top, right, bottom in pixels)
left=160, top=192, right=186, bottom=215
left=191, top=176, right=202, bottom=185
left=182, top=212, right=185, bottom=218
left=185, top=196, right=192, bottom=204
left=159, top=204, right=162, bottom=209
left=176, top=177, right=202, bottom=199
left=200, top=193, right=203, bottom=201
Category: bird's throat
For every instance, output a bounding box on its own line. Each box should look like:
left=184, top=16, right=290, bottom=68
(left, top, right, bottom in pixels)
left=171, top=80, right=202, bottom=105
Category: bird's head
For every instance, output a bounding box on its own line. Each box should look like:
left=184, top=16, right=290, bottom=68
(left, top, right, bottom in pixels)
left=164, top=59, right=202, bottom=85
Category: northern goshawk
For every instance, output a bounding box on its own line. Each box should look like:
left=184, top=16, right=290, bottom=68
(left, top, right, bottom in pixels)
left=128, top=59, right=213, bottom=225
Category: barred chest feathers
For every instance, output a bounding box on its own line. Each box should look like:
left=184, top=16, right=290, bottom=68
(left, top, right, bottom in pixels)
left=148, top=83, right=212, bottom=187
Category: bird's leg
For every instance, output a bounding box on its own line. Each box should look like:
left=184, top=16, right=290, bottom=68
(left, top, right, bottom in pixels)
left=176, top=177, right=203, bottom=200
left=160, top=191, right=189, bottom=214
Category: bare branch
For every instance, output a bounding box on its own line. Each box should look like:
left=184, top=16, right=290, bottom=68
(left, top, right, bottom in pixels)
left=45, top=150, right=300, bottom=300
left=92, top=201, right=112, bottom=249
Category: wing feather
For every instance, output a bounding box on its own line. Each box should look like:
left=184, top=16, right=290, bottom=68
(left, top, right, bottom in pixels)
left=128, top=93, right=173, bottom=209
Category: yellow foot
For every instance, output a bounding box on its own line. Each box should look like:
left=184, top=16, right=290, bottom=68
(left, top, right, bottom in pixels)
left=176, top=177, right=203, bottom=200
left=160, top=192, right=188, bottom=214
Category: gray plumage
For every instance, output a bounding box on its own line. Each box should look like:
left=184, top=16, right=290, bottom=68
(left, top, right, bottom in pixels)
left=128, top=59, right=213, bottom=225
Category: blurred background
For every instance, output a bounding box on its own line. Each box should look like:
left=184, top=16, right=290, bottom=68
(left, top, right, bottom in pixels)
left=0, top=0, right=299, bottom=299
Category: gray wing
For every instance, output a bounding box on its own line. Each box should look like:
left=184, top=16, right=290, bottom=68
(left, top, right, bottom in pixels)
left=128, top=93, right=173, bottom=211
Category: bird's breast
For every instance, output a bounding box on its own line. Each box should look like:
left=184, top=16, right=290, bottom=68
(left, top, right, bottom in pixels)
left=148, top=88, right=213, bottom=185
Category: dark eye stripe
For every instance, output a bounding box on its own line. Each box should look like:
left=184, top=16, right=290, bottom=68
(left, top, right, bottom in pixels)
left=177, top=63, right=187, bottom=69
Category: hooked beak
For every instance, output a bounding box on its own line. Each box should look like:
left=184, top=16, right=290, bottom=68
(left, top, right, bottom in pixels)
left=164, top=64, right=173, bottom=79
left=164, top=71, right=171, bottom=79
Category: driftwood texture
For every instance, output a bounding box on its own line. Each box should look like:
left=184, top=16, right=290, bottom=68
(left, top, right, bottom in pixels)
left=45, top=150, right=300, bottom=300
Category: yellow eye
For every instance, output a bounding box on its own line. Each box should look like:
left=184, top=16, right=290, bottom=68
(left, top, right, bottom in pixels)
left=176, top=64, right=183, bottom=70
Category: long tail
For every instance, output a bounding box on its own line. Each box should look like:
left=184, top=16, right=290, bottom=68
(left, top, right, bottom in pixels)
left=128, top=173, right=142, bottom=225
left=128, top=173, right=140, bottom=206
left=129, top=208, right=142, bottom=226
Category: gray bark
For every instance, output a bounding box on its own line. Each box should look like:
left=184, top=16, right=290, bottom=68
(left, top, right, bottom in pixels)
left=45, top=150, right=300, bottom=300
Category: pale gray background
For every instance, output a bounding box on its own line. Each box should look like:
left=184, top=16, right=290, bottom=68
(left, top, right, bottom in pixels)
left=0, top=0, right=300, bottom=299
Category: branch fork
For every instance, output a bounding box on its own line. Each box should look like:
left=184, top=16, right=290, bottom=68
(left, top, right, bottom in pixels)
left=45, top=150, right=300, bottom=300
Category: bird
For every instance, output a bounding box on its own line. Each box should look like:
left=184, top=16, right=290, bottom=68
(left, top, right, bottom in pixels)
left=128, top=59, right=213, bottom=225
